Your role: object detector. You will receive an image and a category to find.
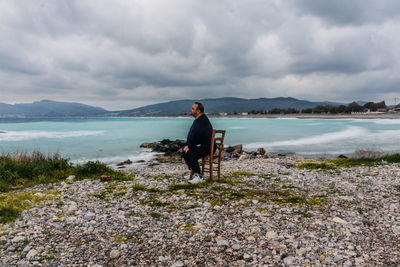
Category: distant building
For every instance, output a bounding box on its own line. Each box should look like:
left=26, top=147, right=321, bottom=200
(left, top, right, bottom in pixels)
left=241, top=112, right=248, bottom=115
left=219, top=112, right=228, bottom=116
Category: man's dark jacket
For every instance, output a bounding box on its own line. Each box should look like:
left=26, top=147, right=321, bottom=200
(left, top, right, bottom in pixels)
left=186, top=114, right=213, bottom=150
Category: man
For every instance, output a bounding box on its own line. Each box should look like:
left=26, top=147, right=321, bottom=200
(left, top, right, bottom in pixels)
left=183, top=102, right=213, bottom=184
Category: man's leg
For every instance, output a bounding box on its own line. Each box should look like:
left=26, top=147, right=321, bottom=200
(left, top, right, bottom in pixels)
left=183, top=147, right=209, bottom=174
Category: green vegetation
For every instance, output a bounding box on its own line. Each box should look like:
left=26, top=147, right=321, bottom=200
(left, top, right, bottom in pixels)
left=167, top=181, right=210, bottom=191
left=296, top=153, right=400, bottom=170
left=0, top=151, right=132, bottom=192
left=296, top=162, right=336, bottom=170
left=249, top=100, right=387, bottom=114
left=230, top=171, right=256, bottom=178
left=149, top=212, right=161, bottom=218
left=131, top=184, right=162, bottom=195
left=0, top=190, right=59, bottom=224
left=113, top=234, right=135, bottom=243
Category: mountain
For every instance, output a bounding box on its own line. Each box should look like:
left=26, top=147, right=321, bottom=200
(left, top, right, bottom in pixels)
left=0, top=100, right=108, bottom=118
left=0, top=97, right=347, bottom=118
left=117, top=97, right=343, bottom=116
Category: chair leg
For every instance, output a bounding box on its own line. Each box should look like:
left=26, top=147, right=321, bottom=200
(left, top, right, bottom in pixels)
left=217, top=154, right=221, bottom=178
left=201, top=157, right=205, bottom=176
left=190, top=169, right=193, bottom=179
left=209, top=154, right=213, bottom=181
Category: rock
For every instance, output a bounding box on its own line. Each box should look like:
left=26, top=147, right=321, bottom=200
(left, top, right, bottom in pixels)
left=332, top=217, right=348, bottom=224
left=217, top=239, right=229, bottom=247
left=172, top=260, right=184, bottom=267
left=140, top=139, right=185, bottom=156
left=12, top=236, right=25, bottom=243
left=83, top=212, right=96, bottom=220
left=257, top=148, right=266, bottom=155
left=283, top=256, right=295, bottom=265
left=392, top=226, right=400, bottom=235
left=110, top=249, right=120, bottom=259
left=23, top=245, right=32, bottom=253
left=238, top=154, right=248, bottom=160
left=243, top=253, right=252, bottom=260
left=232, top=244, right=241, bottom=250
left=337, top=154, right=348, bottom=159
left=117, top=159, right=133, bottom=166
left=65, top=201, right=78, bottom=213
left=266, top=231, right=278, bottom=239
left=26, top=249, right=38, bottom=260
left=343, top=260, right=353, bottom=266
left=66, top=175, right=75, bottom=182
left=100, top=175, right=111, bottom=181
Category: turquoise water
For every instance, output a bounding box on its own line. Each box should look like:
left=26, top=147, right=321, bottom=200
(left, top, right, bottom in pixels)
left=1, top=117, right=400, bottom=164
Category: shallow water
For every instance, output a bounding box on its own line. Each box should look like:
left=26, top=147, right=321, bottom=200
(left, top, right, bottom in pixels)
left=1, top=117, right=400, bottom=164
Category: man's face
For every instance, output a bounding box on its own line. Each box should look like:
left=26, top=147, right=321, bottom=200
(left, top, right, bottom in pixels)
left=190, top=104, right=199, bottom=117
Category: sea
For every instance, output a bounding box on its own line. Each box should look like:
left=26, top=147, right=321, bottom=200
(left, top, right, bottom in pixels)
left=1, top=117, right=400, bottom=167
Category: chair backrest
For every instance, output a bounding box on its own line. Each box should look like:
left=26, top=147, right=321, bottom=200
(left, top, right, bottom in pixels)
left=210, top=129, right=226, bottom=156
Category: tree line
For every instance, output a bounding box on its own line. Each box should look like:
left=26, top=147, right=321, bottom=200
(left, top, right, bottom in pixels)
left=248, top=101, right=387, bottom=115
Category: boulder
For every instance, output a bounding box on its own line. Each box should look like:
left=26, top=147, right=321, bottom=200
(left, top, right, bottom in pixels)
left=140, top=139, right=185, bottom=156
left=257, top=148, right=266, bottom=155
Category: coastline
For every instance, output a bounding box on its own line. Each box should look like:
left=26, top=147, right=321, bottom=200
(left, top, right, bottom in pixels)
left=1, top=112, right=399, bottom=121
left=207, top=113, right=400, bottom=119
left=1, top=156, right=399, bottom=265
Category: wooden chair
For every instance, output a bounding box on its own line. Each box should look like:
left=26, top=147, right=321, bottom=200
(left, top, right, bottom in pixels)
left=201, top=129, right=226, bottom=180
left=189, top=129, right=226, bottom=181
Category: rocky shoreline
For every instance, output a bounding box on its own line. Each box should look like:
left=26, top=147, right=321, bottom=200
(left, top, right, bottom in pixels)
left=1, top=155, right=400, bottom=266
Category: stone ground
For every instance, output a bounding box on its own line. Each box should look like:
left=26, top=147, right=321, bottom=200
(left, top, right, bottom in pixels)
left=1, top=157, right=399, bottom=266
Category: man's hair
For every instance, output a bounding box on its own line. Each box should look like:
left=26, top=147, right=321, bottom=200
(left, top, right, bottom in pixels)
left=194, top=102, right=204, bottom=113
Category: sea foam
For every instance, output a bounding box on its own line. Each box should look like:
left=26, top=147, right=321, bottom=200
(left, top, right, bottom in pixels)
left=245, top=126, right=368, bottom=149
left=0, top=130, right=104, bottom=141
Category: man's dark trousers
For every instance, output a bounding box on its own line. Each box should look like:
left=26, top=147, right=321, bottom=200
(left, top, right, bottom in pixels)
left=183, top=145, right=210, bottom=174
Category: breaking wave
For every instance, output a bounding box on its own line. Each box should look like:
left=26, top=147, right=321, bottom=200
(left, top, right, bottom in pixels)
left=245, top=126, right=368, bottom=149
left=0, top=130, right=104, bottom=141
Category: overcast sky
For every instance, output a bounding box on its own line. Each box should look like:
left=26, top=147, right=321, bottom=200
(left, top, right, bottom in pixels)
left=1, top=0, right=400, bottom=110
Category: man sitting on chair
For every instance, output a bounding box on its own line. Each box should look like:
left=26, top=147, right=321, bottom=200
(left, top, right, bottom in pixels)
left=183, top=102, right=213, bottom=184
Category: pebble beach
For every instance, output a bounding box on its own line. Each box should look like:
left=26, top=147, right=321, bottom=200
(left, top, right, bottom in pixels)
left=1, top=156, right=399, bottom=266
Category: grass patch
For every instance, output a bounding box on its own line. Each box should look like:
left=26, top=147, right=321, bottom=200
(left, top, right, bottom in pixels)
left=229, top=171, right=256, bottom=178
left=114, top=234, right=135, bottom=243
left=356, top=207, right=364, bottom=214
left=168, top=181, right=209, bottom=191
left=149, top=212, right=161, bottom=218
left=298, top=210, right=313, bottom=218
left=132, top=184, right=162, bottom=193
left=0, top=190, right=59, bottom=224
left=259, top=173, right=277, bottom=179
left=296, top=162, right=336, bottom=170
left=0, top=206, right=20, bottom=224
left=297, top=153, right=400, bottom=170
left=0, top=151, right=132, bottom=192
left=183, top=223, right=194, bottom=231
left=150, top=199, right=170, bottom=207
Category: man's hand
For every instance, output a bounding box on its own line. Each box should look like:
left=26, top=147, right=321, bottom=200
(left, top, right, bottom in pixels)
left=183, top=145, right=189, bottom=153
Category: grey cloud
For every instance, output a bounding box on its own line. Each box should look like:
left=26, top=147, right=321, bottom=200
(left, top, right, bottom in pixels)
left=292, top=0, right=400, bottom=26
left=1, top=0, right=400, bottom=109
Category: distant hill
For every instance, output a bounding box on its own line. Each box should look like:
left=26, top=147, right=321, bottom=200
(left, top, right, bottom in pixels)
left=0, top=100, right=108, bottom=118
left=0, top=97, right=347, bottom=118
left=117, top=97, right=343, bottom=116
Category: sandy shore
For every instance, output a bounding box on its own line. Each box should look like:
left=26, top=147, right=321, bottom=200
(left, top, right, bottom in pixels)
left=1, top=157, right=399, bottom=266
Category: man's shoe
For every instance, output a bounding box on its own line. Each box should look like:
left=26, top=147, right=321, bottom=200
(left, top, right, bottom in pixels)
left=188, top=173, right=205, bottom=184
